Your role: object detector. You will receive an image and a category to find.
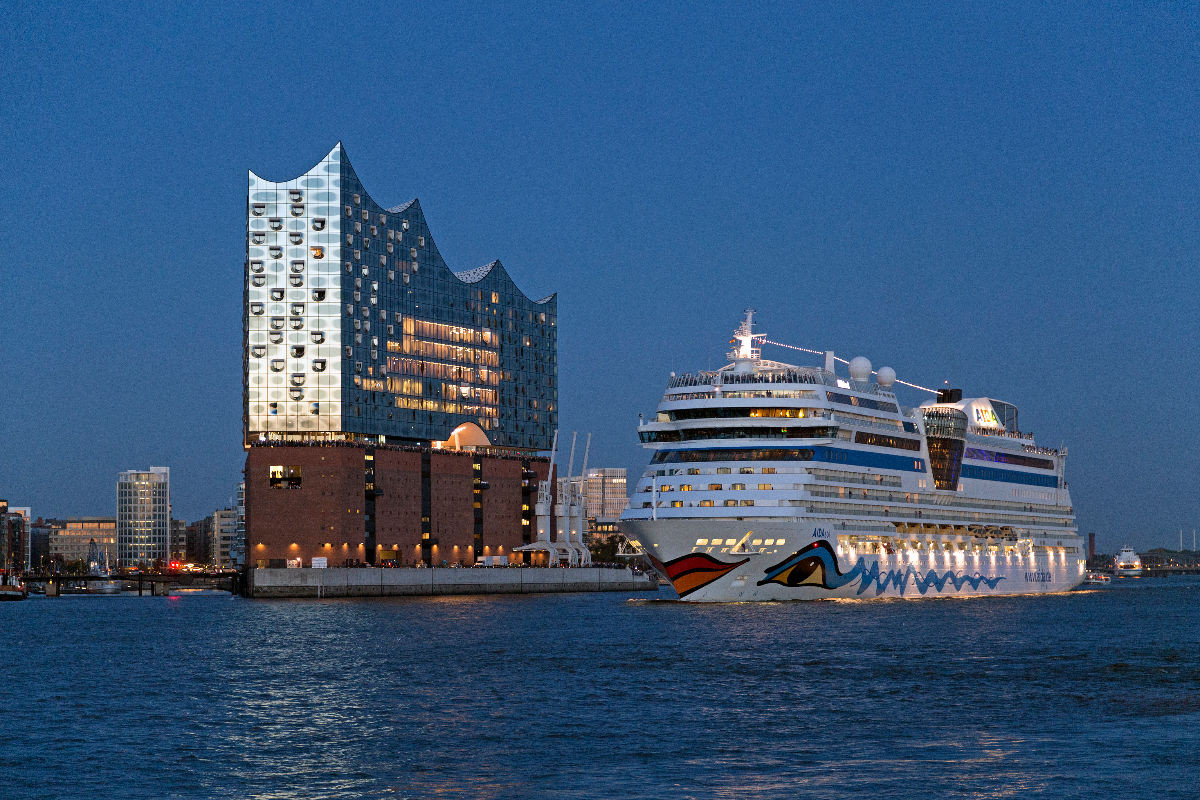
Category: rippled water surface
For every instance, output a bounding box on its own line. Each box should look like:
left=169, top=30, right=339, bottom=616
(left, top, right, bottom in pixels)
left=3, top=578, right=1199, bottom=799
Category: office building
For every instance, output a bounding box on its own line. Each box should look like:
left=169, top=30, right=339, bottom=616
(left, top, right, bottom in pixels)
left=49, top=517, right=117, bottom=566
left=117, top=467, right=170, bottom=567
left=1, top=501, right=30, bottom=572
left=244, top=144, right=557, bottom=566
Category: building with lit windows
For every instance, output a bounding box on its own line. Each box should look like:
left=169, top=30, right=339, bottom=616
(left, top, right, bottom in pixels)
left=49, top=517, right=117, bottom=566
left=117, top=467, right=170, bottom=567
left=244, top=144, right=557, bottom=566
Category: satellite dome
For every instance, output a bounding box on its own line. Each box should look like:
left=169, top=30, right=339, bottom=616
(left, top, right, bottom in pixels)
left=848, top=356, right=872, bottom=382
left=877, top=366, right=896, bottom=387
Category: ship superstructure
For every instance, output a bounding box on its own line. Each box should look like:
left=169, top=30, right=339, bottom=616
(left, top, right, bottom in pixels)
left=620, top=311, right=1084, bottom=601
left=1113, top=546, right=1143, bottom=577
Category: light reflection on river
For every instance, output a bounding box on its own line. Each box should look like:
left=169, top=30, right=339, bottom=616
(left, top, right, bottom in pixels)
left=2, top=578, right=1198, bottom=799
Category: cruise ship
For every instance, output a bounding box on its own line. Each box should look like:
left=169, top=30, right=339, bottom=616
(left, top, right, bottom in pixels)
left=620, top=312, right=1085, bottom=601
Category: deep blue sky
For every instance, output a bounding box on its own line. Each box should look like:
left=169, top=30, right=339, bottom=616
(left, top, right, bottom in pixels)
left=2, top=3, right=1197, bottom=551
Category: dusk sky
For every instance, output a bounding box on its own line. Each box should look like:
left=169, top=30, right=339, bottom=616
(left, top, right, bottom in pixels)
left=2, top=3, right=1198, bottom=552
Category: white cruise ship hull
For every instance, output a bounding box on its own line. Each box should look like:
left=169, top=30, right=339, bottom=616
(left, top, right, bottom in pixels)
left=623, top=517, right=1085, bottom=601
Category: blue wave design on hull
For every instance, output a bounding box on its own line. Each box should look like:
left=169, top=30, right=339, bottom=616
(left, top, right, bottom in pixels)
left=758, top=541, right=1006, bottom=597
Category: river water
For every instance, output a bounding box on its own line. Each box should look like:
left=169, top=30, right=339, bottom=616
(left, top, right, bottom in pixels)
left=2, top=577, right=1198, bottom=799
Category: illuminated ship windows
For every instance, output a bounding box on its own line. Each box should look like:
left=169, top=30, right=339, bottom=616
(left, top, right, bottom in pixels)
left=251, top=275, right=266, bottom=287
left=312, top=359, right=326, bottom=372
left=312, top=218, right=325, bottom=231
left=699, top=500, right=714, bottom=507
left=269, top=218, right=283, bottom=231
left=723, top=499, right=738, bottom=507
left=289, top=232, right=303, bottom=245
left=680, top=484, right=692, bottom=491
left=717, top=467, right=731, bottom=474
left=311, top=289, right=326, bottom=301
left=270, top=359, right=284, bottom=372
left=269, top=246, right=283, bottom=259
left=310, top=246, right=324, bottom=259
left=708, top=483, right=722, bottom=490
left=250, top=345, right=265, bottom=358
left=758, top=484, right=773, bottom=490
left=289, top=275, right=303, bottom=288
left=270, top=289, right=284, bottom=301
left=731, top=483, right=746, bottom=490
left=289, top=345, right=305, bottom=358
left=670, top=501, right=683, bottom=508
left=251, top=232, right=266, bottom=245
left=251, top=203, right=266, bottom=216
left=310, top=331, right=325, bottom=344
left=250, top=260, right=264, bottom=273
left=289, top=317, right=304, bottom=330
left=269, top=331, right=283, bottom=344
left=762, top=467, right=776, bottom=474
left=290, top=373, right=305, bottom=386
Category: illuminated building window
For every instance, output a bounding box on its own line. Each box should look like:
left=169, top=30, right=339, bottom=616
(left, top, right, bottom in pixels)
left=312, top=218, right=325, bottom=231
left=270, top=289, right=284, bottom=301
left=251, top=203, right=266, bottom=216
left=311, top=289, right=325, bottom=301
left=289, top=275, right=303, bottom=288
left=269, top=218, right=283, bottom=231
left=270, top=465, right=302, bottom=489
left=310, top=246, right=324, bottom=259
left=250, top=260, right=264, bottom=273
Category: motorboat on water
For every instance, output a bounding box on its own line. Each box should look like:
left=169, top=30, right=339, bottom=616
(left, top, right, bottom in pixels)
left=1082, top=571, right=1112, bottom=585
left=1113, top=546, right=1143, bottom=577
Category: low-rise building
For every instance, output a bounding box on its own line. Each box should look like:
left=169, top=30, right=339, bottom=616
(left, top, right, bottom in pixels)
left=49, top=517, right=118, bottom=567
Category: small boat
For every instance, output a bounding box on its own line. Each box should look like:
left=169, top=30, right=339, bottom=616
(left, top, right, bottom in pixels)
left=1082, top=571, right=1111, bottom=585
left=87, top=541, right=122, bottom=594
left=0, top=573, right=28, bottom=601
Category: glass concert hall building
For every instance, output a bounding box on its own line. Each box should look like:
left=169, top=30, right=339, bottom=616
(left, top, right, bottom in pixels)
left=244, top=143, right=557, bottom=567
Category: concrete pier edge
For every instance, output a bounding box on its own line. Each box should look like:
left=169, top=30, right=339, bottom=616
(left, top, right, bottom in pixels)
left=247, top=566, right=658, bottom=598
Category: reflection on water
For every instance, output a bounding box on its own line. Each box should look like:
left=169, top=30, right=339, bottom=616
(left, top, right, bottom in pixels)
left=3, top=579, right=1199, bottom=799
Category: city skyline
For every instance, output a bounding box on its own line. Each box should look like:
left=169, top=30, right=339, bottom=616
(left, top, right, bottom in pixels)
left=3, top=5, right=1199, bottom=551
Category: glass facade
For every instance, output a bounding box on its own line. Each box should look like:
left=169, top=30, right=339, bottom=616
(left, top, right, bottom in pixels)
left=245, top=143, right=557, bottom=451
left=117, top=467, right=170, bottom=567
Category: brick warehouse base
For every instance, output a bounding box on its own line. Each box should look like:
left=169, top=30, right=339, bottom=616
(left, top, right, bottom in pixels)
left=245, top=444, right=550, bottom=567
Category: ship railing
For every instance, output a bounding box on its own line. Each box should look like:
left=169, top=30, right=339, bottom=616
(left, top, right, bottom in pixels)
left=667, top=369, right=894, bottom=396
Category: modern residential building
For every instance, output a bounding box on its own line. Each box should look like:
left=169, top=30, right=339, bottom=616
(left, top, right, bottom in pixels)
left=1, top=501, right=30, bottom=573
left=233, top=482, right=246, bottom=568
left=244, top=143, right=557, bottom=566
left=566, top=468, right=628, bottom=539
left=170, top=518, right=187, bottom=564
left=117, top=467, right=170, bottom=567
left=210, top=508, right=240, bottom=569
left=49, top=517, right=117, bottom=566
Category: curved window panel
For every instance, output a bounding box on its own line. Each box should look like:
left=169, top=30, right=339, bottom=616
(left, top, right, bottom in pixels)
left=310, top=331, right=325, bottom=344
left=270, top=359, right=284, bottom=372
left=250, top=303, right=264, bottom=315
left=270, top=289, right=284, bottom=301
left=310, top=246, right=324, bottom=259
left=250, top=345, right=265, bottom=358
left=269, top=317, right=284, bottom=330
left=290, top=345, right=305, bottom=358
left=269, top=331, right=283, bottom=344
left=288, top=232, right=303, bottom=245
left=312, top=359, right=326, bottom=372
left=290, top=204, right=304, bottom=217
left=251, top=203, right=266, bottom=217
left=249, top=260, right=264, bottom=273
left=289, top=190, right=303, bottom=203
left=269, top=218, right=283, bottom=231
left=289, top=387, right=304, bottom=400
left=251, top=232, right=266, bottom=245
left=312, top=218, right=325, bottom=231
left=311, top=289, right=326, bottom=302
left=251, top=275, right=266, bottom=287
left=290, top=261, right=304, bottom=274
left=289, top=275, right=303, bottom=288
left=269, top=246, right=282, bottom=259
left=290, top=373, right=305, bottom=386
left=290, top=303, right=305, bottom=316
left=288, top=317, right=304, bottom=330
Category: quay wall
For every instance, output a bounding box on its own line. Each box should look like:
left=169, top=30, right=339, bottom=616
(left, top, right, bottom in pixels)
left=248, top=566, right=657, bottom=598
